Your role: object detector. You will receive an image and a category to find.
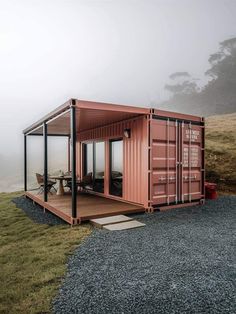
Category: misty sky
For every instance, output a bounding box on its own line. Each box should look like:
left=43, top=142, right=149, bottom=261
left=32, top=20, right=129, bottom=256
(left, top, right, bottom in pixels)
left=1, top=0, right=236, bottom=159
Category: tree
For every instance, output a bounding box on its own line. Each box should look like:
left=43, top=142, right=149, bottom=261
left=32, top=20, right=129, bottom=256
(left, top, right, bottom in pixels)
left=162, top=37, right=236, bottom=115
left=169, top=72, right=190, bottom=80
left=205, top=37, right=236, bottom=80
left=165, top=72, right=199, bottom=96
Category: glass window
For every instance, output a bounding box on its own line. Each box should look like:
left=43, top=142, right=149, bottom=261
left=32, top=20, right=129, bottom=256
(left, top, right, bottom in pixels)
left=95, top=142, right=105, bottom=176
left=94, top=142, right=105, bottom=193
left=110, top=140, right=123, bottom=197
left=84, top=143, right=93, bottom=175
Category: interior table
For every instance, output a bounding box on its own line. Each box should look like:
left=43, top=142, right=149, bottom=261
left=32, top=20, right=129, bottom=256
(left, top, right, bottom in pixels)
left=49, top=175, right=72, bottom=196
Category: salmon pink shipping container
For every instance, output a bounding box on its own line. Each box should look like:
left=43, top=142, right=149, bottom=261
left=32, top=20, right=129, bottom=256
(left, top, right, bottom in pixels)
left=23, top=100, right=205, bottom=224
left=150, top=109, right=205, bottom=210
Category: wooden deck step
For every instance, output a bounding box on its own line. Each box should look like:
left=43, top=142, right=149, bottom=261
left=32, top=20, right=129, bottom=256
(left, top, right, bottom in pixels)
left=103, top=220, right=145, bottom=231
left=90, top=215, right=133, bottom=228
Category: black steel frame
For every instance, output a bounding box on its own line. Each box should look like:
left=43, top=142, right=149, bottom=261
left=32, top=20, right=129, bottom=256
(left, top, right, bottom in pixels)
left=43, top=122, right=48, bottom=202
left=70, top=102, right=77, bottom=219
left=24, top=135, right=27, bottom=192
left=23, top=102, right=77, bottom=219
left=92, top=142, right=96, bottom=189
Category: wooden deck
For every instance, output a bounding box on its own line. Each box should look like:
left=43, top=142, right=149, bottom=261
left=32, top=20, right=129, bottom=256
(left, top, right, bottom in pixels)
left=25, top=191, right=144, bottom=224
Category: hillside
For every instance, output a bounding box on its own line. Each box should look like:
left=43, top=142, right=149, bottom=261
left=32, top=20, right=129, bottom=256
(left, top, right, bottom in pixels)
left=205, top=112, right=236, bottom=193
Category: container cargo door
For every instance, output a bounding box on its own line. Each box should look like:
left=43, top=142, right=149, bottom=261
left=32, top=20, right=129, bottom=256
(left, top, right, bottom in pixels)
left=151, top=118, right=204, bottom=206
left=180, top=121, right=203, bottom=202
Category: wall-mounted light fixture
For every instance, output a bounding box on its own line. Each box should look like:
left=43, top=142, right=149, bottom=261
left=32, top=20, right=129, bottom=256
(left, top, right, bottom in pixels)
left=124, top=128, right=131, bottom=138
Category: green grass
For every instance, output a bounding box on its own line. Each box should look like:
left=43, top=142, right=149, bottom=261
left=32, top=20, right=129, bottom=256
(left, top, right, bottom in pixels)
left=206, top=112, right=236, bottom=193
left=0, top=192, right=91, bottom=314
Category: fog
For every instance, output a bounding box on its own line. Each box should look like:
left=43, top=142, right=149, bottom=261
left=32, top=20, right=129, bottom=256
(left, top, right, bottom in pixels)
left=1, top=0, right=236, bottom=191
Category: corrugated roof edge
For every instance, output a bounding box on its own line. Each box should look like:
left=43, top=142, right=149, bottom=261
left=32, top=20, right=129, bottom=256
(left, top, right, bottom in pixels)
left=74, top=99, right=150, bottom=114
left=152, top=109, right=204, bottom=123
left=23, top=98, right=204, bottom=134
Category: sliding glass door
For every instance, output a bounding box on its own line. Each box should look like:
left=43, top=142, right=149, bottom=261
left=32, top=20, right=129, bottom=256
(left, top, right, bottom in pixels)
left=94, top=141, right=105, bottom=193
left=83, top=141, right=105, bottom=193
left=83, top=140, right=123, bottom=196
left=84, top=143, right=93, bottom=176
left=110, top=139, right=123, bottom=197
left=83, top=143, right=93, bottom=190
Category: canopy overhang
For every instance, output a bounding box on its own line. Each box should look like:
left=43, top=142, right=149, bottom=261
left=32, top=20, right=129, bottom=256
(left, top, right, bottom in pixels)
left=23, top=99, right=150, bottom=136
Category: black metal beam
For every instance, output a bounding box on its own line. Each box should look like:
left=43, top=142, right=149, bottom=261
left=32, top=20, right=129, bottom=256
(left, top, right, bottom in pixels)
left=92, top=142, right=96, bottom=190
left=24, top=135, right=27, bottom=191
left=71, top=104, right=77, bottom=219
left=68, top=136, right=71, bottom=172
left=27, top=133, right=70, bottom=137
left=83, top=144, right=87, bottom=176
left=43, top=122, right=48, bottom=202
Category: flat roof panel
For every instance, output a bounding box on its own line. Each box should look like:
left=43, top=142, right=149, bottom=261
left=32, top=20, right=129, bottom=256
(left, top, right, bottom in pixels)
left=23, top=98, right=203, bottom=136
left=76, top=100, right=150, bottom=115
left=24, top=99, right=149, bottom=135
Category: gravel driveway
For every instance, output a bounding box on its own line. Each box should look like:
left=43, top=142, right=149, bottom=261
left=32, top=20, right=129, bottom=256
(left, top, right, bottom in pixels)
left=53, top=196, right=236, bottom=314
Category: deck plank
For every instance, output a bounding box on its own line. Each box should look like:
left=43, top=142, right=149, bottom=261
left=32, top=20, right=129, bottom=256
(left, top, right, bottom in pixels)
left=25, top=191, right=144, bottom=224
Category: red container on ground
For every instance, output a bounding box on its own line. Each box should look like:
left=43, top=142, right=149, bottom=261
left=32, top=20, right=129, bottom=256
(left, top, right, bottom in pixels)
left=205, top=182, right=217, bottom=199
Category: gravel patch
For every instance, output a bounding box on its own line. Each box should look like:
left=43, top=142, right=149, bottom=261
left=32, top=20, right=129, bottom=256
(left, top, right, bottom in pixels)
left=53, top=196, right=236, bottom=313
left=12, top=196, right=66, bottom=225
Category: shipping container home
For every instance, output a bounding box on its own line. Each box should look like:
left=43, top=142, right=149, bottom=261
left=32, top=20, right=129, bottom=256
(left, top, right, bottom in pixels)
left=23, top=99, right=205, bottom=224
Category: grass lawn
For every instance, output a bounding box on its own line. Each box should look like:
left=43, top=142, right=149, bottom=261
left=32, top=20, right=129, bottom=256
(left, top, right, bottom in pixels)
left=206, top=112, right=236, bottom=193
left=0, top=192, right=91, bottom=314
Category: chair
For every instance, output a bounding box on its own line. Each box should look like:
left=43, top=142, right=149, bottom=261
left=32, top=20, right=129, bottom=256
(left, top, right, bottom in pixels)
left=36, top=173, right=57, bottom=194
left=110, top=171, right=123, bottom=196
left=64, top=171, right=72, bottom=176
left=78, top=172, right=93, bottom=190
left=65, top=173, right=93, bottom=191
left=93, top=171, right=104, bottom=193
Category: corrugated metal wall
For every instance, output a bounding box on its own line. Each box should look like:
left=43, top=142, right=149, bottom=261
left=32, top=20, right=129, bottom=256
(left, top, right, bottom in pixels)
left=76, top=116, right=149, bottom=207
left=150, top=118, right=204, bottom=206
